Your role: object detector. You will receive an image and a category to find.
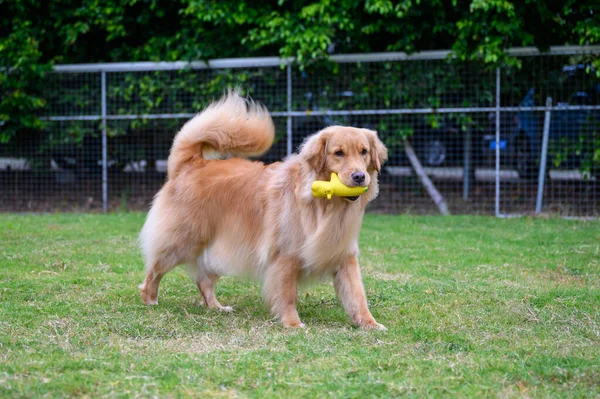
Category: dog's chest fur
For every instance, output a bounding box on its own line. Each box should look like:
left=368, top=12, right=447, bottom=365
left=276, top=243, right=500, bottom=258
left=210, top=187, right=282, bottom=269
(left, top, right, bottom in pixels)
left=300, top=203, right=363, bottom=274
left=274, top=191, right=364, bottom=274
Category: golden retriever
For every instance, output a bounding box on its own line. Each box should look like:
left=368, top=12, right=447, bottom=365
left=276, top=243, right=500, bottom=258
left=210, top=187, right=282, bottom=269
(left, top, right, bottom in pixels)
left=139, top=90, right=388, bottom=329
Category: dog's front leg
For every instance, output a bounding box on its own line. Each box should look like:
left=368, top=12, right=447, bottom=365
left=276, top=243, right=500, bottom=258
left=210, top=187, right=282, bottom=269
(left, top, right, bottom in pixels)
left=263, top=256, right=304, bottom=328
left=334, top=255, right=386, bottom=330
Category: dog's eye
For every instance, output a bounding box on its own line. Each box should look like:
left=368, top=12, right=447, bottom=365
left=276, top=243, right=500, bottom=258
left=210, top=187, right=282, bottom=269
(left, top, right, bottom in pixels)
left=361, top=148, right=368, bottom=156
left=334, top=150, right=344, bottom=157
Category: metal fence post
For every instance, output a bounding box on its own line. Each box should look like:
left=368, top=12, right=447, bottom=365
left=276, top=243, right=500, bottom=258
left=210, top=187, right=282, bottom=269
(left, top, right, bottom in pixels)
left=101, top=71, right=107, bottom=213
left=495, top=68, right=501, bottom=217
left=536, top=97, right=552, bottom=214
left=286, top=62, right=292, bottom=157
left=462, top=129, right=472, bottom=200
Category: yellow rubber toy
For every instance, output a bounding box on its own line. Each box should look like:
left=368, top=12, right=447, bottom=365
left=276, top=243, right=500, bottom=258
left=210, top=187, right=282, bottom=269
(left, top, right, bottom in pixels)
left=311, top=173, right=368, bottom=200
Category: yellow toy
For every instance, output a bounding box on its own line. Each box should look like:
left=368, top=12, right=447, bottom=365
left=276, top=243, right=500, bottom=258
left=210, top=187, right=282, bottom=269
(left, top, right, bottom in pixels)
left=312, top=172, right=368, bottom=200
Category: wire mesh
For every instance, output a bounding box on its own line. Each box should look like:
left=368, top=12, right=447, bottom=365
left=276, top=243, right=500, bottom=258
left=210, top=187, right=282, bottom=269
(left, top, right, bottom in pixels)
left=292, top=58, right=495, bottom=111
left=499, top=52, right=600, bottom=217
left=0, top=120, right=103, bottom=211
left=0, top=47, right=598, bottom=216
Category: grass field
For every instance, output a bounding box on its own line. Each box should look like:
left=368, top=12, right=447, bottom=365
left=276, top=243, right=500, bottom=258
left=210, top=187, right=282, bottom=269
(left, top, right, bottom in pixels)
left=1, top=213, right=599, bottom=398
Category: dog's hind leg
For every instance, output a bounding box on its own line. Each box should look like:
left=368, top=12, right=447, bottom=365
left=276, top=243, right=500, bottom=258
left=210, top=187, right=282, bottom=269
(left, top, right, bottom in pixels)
left=196, top=274, right=232, bottom=312
left=191, top=255, right=232, bottom=311
left=139, top=256, right=178, bottom=305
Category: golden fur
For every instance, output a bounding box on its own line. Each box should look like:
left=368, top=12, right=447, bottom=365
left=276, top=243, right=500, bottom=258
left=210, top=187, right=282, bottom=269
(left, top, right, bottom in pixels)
left=139, top=90, right=388, bottom=329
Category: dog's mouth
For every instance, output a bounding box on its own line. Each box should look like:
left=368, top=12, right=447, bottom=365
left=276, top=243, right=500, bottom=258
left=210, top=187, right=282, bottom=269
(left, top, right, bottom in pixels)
left=344, top=196, right=360, bottom=202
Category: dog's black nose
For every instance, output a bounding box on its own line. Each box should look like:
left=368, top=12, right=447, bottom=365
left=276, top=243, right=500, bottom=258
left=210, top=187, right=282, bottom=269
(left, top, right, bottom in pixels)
left=351, top=171, right=366, bottom=184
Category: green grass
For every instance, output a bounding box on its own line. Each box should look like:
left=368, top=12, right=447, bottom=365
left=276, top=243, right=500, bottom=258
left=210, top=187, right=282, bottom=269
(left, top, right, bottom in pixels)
left=1, top=213, right=599, bottom=398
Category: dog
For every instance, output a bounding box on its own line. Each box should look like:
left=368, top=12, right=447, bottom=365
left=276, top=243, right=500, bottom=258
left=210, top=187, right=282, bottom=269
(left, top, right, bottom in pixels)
left=139, top=90, right=388, bottom=329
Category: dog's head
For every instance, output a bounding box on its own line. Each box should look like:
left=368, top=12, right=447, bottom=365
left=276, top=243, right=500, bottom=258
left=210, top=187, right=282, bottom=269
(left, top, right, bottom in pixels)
left=300, top=126, right=388, bottom=196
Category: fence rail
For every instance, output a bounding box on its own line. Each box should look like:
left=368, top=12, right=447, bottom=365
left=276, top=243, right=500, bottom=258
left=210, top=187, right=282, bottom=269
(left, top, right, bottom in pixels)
left=41, top=104, right=600, bottom=122
left=2, top=46, right=600, bottom=216
left=50, top=45, right=600, bottom=73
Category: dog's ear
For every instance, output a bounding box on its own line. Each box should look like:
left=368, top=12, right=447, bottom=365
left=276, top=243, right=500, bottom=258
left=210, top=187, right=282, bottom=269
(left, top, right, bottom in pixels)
left=364, top=129, right=388, bottom=173
left=300, top=131, right=330, bottom=173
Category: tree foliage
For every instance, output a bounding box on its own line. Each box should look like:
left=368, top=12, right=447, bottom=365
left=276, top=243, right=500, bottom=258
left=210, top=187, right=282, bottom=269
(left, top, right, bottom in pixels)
left=1, top=0, right=599, bottom=143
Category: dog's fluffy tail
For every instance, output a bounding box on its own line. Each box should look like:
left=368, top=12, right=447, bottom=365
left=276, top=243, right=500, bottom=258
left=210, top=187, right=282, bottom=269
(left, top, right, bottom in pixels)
left=167, top=89, right=275, bottom=178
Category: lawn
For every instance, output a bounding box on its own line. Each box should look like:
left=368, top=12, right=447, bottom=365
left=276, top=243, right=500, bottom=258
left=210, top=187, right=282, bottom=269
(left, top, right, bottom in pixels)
left=1, top=213, right=599, bottom=398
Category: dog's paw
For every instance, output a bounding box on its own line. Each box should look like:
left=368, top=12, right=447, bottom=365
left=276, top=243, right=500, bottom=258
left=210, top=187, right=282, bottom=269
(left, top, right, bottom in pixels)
left=219, top=306, right=234, bottom=312
left=359, top=320, right=387, bottom=331
left=139, top=285, right=159, bottom=305
left=282, top=321, right=306, bottom=329
left=140, top=295, right=158, bottom=305
left=372, top=322, right=387, bottom=331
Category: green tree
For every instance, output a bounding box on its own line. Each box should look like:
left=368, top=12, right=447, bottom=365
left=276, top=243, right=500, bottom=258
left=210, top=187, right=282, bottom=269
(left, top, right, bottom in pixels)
left=1, top=0, right=599, bottom=143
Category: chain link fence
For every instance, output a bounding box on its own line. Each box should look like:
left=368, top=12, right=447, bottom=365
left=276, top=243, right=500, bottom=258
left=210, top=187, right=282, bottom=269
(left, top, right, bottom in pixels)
left=1, top=46, right=599, bottom=216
